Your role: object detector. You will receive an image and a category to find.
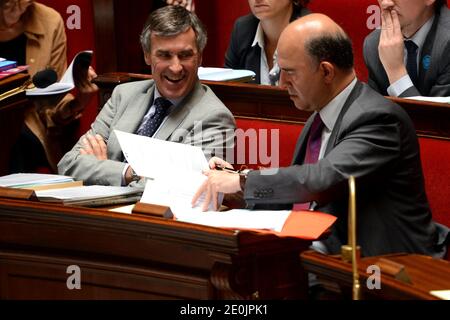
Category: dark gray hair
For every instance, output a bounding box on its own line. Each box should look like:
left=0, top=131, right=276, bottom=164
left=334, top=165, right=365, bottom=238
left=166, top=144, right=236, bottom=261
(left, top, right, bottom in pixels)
left=305, top=31, right=354, bottom=71
left=140, top=5, right=207, bottom=53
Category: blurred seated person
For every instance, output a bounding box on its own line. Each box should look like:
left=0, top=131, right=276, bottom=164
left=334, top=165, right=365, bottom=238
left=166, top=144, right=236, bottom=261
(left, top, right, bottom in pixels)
left=0, top=0, right=97, bottom=173
left=58, top=6, right=235, bottom=186
left=225, top=0, right=310, bottom=85
left=153, top=0, right=195, bottom=12
left=364, top=0, right=450, bottom=97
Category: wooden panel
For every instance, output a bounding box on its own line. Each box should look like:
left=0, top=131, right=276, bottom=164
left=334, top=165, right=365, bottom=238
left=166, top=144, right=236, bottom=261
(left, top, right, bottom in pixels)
left=0, top=198, right=310, bottom=299
left=301, top=250, right=450, bottom=300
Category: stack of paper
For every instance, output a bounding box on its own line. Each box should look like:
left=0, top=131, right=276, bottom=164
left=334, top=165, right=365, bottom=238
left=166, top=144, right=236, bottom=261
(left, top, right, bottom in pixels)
left=35, top=185, right=143, bottom=207
left=0, top=173, right=75, bottom=189
left=198, top=67, right=255, bottom=82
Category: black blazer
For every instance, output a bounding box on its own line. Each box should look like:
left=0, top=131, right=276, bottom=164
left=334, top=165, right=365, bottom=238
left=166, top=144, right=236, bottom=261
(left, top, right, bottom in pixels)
left=244, top=81, right=446, bottom=257
left=363, top=6, right=450, bottom=97
left=224, top=5, right=310, bottom=84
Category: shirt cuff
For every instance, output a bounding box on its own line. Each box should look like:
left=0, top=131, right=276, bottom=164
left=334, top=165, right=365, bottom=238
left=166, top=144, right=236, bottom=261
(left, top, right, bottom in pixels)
left=387, top=75, right=414, bottom=97
left=122, top=163, right=130, bottom=186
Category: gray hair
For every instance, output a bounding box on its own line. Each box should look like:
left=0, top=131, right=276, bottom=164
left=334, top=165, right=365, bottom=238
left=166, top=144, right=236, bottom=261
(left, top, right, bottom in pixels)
left=140, top=5, right=207, bottom=53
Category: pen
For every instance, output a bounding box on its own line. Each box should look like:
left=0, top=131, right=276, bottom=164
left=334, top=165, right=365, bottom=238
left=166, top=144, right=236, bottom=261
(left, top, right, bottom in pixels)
left=215, top=165, right=238, bottom=173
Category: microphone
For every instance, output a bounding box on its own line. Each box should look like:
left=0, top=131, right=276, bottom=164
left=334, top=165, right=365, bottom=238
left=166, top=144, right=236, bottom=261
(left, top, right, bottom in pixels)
left=32, top=69, right=58, bottom=88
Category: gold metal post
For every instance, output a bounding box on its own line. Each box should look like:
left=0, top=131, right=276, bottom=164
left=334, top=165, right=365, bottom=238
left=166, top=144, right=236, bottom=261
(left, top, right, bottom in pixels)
left=341, top=176, right=361, bottom=300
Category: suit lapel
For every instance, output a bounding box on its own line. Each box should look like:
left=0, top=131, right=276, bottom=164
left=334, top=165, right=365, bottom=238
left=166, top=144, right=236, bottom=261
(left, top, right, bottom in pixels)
left=419, top=12, right=439, bottom=94
left=108, top=82, right=155, bottom=160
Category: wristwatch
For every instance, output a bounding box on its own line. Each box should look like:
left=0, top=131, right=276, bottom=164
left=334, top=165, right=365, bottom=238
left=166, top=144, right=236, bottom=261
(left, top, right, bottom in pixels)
left=238, top=169, right=251, bottom=191
left=130, top=168, right=140, bottom=182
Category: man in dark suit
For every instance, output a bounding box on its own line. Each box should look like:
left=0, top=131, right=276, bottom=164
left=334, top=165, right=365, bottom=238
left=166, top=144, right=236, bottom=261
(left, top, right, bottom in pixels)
left=225, top=0, right=310, bottom=85
left=364, top=0, right=450, bottom=97
left=193, top=13, right=447, bottom=258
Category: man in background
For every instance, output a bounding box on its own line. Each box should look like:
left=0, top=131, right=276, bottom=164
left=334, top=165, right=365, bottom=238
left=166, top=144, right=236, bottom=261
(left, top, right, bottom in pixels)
left=364, top=0, right=450, bottom=97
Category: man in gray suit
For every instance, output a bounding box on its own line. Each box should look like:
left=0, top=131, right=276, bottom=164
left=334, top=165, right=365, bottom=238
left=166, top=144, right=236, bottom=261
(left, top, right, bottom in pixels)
left=364, top=0, right=450, bottom=97
left=58, top=6, right=235, bottom=186
left=193, top=14, right=447, bottom=258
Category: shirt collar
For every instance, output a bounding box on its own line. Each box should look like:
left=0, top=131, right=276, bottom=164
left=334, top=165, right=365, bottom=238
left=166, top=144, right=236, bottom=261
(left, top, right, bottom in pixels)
left=406, top=15, right=434, bottom=49
left=319, top=77, right=357, bottom=132
left=153, top=87, right=183, bottom=107
left=251, top=22, right=265, bottom=49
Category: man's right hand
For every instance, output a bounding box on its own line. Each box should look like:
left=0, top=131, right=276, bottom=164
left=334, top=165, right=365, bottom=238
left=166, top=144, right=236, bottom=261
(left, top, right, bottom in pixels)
left=378, top=3, right=408, bottom=85
left=79, top=134, right=107, bottom=160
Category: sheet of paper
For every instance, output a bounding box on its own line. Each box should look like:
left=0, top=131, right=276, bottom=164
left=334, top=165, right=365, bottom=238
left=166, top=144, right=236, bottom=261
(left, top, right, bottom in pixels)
left=405, top=96, right=450, bottom=104
left=174, top=209, right=290, bottom=232
left=0, top=173, right=73, bottom=188
left=198, top=67, right=255, bottom=82
left=26, top=50, right=93, bottom=96
left=114, top=130, right=209, bottom=179
left=141, top=171, right=222, bottom=214
left=109, top=204, right=135, bottom=214
left=35, top=185, right=142, bottom=201
left=429, top=290, right=450, bottom=300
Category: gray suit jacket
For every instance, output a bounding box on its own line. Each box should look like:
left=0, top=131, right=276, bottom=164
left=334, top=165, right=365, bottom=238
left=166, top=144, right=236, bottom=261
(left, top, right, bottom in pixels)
left=58, top=80, right=236, bottom=186
left=363, top=6, right=450, bottom=97
left=244, top=81, right=445, bottom=257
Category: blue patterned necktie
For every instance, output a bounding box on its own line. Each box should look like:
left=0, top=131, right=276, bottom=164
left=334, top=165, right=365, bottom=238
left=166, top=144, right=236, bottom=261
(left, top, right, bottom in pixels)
left=137, top=97, right=172, bottom=137
left=404, top=40, right=419, bottom=87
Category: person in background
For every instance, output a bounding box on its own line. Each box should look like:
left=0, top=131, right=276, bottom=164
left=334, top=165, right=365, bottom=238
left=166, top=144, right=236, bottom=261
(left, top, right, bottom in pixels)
left=0, top=0, right=97, bottom=173
left=225, top=0, right=310, bottom=85
left=193, top=13, right=448, bottom=259
left=58, top=6, right=235, bottom=186
left=364, top=0, right=450, bottom=97
left=165, top=0, right=195, bottom=12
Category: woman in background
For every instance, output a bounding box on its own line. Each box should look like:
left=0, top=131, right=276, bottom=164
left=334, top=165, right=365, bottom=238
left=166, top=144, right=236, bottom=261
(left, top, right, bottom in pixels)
left=225, top=0, right=310, bottom=85
left=0, top=0, right=97, bottom=173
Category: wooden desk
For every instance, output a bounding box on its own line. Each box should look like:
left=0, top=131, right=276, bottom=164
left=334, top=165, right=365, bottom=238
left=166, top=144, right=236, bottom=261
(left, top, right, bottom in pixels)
left=301, top=250, right=450, bottom=300
left=94, top=72, right=450, bottom=140
left=0, top=198, right=310, bottom=299
left=0, top=74, right=31, bottom=176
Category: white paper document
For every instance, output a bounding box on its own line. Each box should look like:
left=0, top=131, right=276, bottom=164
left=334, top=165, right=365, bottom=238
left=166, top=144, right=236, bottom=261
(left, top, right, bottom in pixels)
left=26, top=50, right=93, bottom=96
left=405, top=96, right=450, bottom=104
left=198, top=67, right=255, bottom=82
left=0, top=173, right=74, bottom=188
left=114, top=130, right=208, bottom=179
left=114, top=130, right=290, bottom=232
left=115, top=130, right=220, bottom=211
left=35, top=185, right=143, bottom=204
left=175, top=209, right=291, bottom=232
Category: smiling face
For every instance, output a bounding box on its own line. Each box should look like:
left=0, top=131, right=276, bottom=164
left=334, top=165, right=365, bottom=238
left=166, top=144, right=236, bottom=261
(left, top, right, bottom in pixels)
left=144, top=27, right=201, bottom=100
left=247, top=0, right=292, bottom=20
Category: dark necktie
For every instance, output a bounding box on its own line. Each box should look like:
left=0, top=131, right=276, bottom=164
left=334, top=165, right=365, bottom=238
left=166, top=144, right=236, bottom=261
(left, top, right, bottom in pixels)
left=404, top=40, right=419, bottom=87
left=137, top=97, right=172, bottom=137
left=293, top=113, right=325, bottom=211
left=303, top=113, right=325, bottom=164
